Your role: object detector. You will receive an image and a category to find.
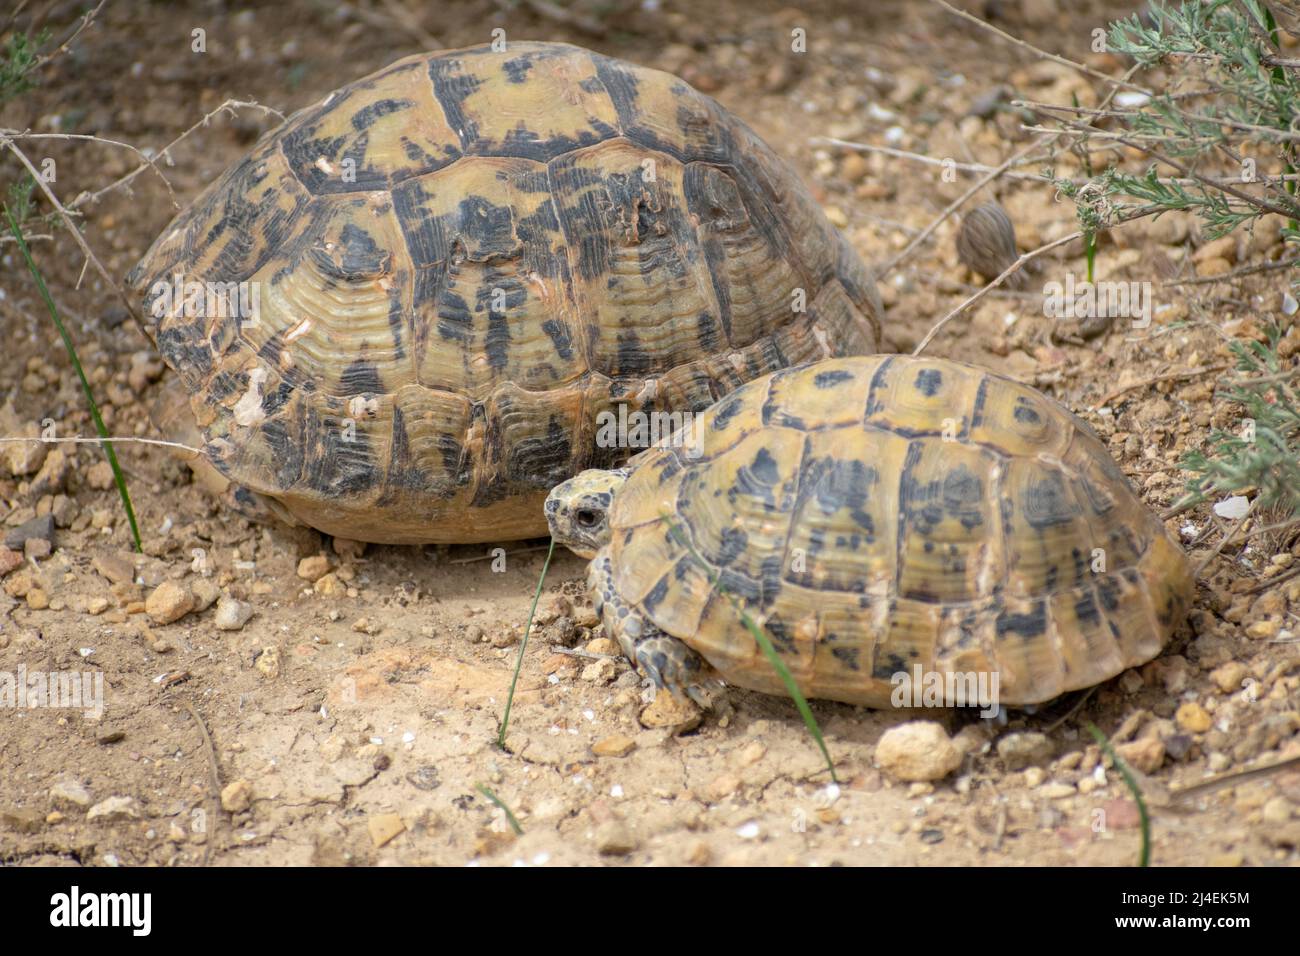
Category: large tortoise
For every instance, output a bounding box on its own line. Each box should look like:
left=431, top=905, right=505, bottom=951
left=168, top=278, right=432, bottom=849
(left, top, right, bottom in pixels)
left=545, top=355, right=1194, bottom=708
left=128, top=42, right=882, bottom=543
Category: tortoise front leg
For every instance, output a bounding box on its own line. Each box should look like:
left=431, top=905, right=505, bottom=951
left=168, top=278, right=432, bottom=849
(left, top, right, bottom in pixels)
left=587, top=550, right=715, bottom=707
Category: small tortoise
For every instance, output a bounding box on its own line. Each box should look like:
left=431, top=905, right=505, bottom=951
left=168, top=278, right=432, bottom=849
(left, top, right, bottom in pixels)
left=545, top=355, right=1193, bottom=708
left=128, top=42, right=881, bottom=543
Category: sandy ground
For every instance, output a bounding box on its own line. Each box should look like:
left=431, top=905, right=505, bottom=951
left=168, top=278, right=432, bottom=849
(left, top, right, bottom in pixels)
left=1, top=0, right=1298, bottom=866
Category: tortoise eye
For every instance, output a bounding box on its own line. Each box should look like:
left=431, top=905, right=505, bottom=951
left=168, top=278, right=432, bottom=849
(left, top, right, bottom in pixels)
left=576, top=509, right=599, bottom=529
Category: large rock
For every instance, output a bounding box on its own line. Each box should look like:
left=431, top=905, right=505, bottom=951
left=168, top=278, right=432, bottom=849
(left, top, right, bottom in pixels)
left=875, top=721, right=962, bottom=782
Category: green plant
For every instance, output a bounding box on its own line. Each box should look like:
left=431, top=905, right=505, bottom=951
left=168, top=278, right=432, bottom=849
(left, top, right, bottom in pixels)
left=1087, top=722, right=1152, bottom=867
left=0, top=29, right=50, bottom=105
left=1048, top=2, right=1300, bottom=271
left=662, top=515, right=837, bottom=783
left=476, top=785, right=524, bottom=836
left=3, top=203, right=142, bottom=552
left=1177, top=323, right=1300, bottom=517
left=1053, top=170, right=1120, bottom=282
left=498, top=539, right=555, bottom=748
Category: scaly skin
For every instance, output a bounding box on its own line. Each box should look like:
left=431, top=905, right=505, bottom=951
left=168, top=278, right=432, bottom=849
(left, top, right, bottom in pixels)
left=550, top=469, right=715, bottom=706
left=587, top=548, right=714, bottom=706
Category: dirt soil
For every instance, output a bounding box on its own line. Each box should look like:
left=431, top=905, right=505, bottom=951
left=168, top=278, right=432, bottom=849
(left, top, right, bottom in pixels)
left=1, top=0, right=1298, bottom=867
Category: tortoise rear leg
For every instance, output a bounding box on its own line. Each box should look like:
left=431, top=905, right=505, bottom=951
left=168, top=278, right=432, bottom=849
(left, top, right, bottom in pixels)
left=588, top=551, right=717, bottom=708
left=152, top=375, right=298, bottom=528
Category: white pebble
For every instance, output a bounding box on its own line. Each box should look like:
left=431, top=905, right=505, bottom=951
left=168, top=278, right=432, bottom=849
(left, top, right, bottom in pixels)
left=1213, top=495, right=1250, bottom=519
left=1115, top=91, right=1151, bottom=108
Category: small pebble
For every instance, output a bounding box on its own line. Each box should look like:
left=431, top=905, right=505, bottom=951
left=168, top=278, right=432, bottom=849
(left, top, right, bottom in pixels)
left=1262, top=797, right=1294, bottom=825
left=190, top=578, right=221, bottom=612
left=368, top=813, right=406, bottom=848
left=145, top=581, right=193, bottom=625
left=1175, top=701, right=1213, bottom=734
left=594, top=820, right=638, bottom=855
left=1114, top=737, right=1165, bottom=774
left=638, top=688, right=701, bottom=732
left=1210, top=662, right=1249, bottom=694
left=220, top=779, right=252, bottom=813
left=48, top=780, right=92, bottom=811
left=296, top=554, right=331, bottom=581
left=1040, top=783, right=1076, bottom=799
left=592, top=735, right=636, bottom=758
left=996, top=732, right=1054, bottom=770
left=255, top=646, right=281, bottom=679
left=580, top=658, right=617, bottom=683
left=4, top=514, right=54, bottom=550
left=214, top=595, right=254, bottom=630
left=86, top=796, right=140, bottom=823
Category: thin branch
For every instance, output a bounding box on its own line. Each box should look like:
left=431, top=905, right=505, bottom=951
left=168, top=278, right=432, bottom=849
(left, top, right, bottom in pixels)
left=518, top=0, right=609, bottom=36
left=1170, top=754, right=1300, bottom=802
left=378, top=0, right=440, bottom=48
left=0, top=435, right=203, bottom=454
left=1243, top=561, right=1300, bottom=595
left=812, top=136, right=1056, bottom=183
left=23, top=0, right=108, bottom=77
left=911, top=228, right=1084, bottom=356
left=1095, top=364, right=1231, bottom=408
left=881, top=133, right=1057, bottom=275
left=928, top=0, right=1151, bottom=94
left=1023, top=98, right=1300, bottom=144
left=1030, top=109, right=1300, bottom=221
left=1163, top=257, right=1299, bottom=287
left=0, top=132, right=143, bottom=330
left=67, top=99, right=284, bottom=213
left=1, top=128, right=178, bottom=207
left=1194, top=497, right=1257, bottom=576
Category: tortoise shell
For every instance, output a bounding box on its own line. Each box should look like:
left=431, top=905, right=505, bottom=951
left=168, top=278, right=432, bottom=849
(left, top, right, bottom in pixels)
left=605, top=355, right=1193, bottom=707
left=127, top=41, right=882, bottom=543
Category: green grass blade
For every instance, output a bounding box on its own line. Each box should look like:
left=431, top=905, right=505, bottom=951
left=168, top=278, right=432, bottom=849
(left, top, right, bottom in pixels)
left=3, top=204, right=142, bottom=552
left=497, top=537, right=555, bottom=748
left=476, top=784, right=524, bottom=836
left=663, top=515, right=837, bottom=783
left=1087, top=721, right=1151, bottom=867
left=732, top=602, right=838, bottom=784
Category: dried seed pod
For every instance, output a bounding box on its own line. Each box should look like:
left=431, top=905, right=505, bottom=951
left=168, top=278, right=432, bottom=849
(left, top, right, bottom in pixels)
left=956, top=201, right=1025, bottom=287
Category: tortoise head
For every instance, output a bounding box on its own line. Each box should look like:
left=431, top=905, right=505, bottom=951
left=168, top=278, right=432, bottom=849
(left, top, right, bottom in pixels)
left=545, top=468, right=630, bottom=558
